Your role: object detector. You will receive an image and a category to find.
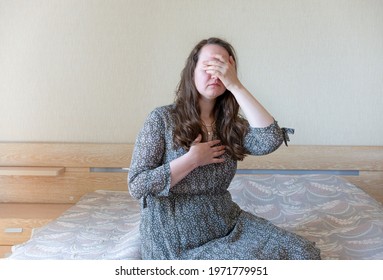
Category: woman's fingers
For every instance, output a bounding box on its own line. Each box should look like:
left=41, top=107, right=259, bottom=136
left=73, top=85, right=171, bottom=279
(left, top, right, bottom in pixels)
left=208, top=139, right=222, bottom=146
left=192, top=134, right=202, bottom=145
left=203, top=54, right=238, bottom=87
left=189, top=139, right=225, bottom=166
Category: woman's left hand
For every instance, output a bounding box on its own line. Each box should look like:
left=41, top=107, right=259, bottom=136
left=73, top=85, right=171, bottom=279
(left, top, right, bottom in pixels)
left=203, top=54, right=241, bottom=91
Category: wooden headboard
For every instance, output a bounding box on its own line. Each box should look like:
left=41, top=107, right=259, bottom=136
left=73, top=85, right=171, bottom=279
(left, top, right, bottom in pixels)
left=0, top=143, right=382, bottom=204
left=0, top=143, right=133, bottom=203
left=0, top=142, right=382, bottom=258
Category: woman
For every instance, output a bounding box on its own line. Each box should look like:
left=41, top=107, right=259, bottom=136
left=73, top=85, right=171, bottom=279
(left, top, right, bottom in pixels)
left=128, top=37, right=321, bottom=260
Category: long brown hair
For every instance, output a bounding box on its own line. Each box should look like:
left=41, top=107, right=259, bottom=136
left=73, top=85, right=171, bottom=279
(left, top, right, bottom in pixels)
left=172, top=38, right=249, bottom=161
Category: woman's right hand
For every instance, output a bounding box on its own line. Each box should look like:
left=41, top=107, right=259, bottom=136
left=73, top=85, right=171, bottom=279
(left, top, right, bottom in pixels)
left=188, top=134, right=226, bottom=167
left=169, top=134, right=226, bottom=187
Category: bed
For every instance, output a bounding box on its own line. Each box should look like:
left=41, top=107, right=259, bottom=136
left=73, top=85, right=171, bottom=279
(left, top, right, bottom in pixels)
left=1, top=143, right=382, bottom=260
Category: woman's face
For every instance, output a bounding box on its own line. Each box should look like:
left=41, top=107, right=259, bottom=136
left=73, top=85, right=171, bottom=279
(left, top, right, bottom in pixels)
left=194, top=44, right=228, bottom=101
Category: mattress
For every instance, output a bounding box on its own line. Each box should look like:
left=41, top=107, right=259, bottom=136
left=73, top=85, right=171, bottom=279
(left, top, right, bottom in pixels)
left=7, top=174, right=383, bottom=260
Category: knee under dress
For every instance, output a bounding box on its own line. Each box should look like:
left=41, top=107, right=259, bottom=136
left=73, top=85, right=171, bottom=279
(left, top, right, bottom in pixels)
left=128, top=105, right=321, bottom=260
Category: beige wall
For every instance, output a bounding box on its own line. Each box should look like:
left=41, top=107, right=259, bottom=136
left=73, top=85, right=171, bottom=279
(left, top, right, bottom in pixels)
left=1, top=0, right=382, bottom=145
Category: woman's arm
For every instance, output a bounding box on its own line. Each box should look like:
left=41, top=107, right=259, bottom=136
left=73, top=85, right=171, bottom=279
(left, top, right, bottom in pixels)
left=204, top=54, right=293, bottom=155
left=228, top=83, right=274, bottom=128
left=128, top=108, right=171, bottom=199
left=204, top=55, right=274, bottom=128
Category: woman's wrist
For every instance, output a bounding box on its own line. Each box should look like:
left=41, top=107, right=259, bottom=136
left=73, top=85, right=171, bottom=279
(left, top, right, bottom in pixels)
left=226, top=81, right=245, bottom=95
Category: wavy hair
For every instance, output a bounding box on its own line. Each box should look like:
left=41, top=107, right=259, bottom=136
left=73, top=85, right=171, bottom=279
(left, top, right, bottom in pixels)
left=172, top=38, right=249, bottom=161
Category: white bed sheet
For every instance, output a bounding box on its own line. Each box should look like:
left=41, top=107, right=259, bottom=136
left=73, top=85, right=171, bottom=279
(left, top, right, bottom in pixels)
left=7, top=174, right=383, bottom=260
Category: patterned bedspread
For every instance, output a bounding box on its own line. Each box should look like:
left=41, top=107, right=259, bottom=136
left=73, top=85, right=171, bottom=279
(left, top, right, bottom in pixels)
left=7, top=175, right=383, bottom=259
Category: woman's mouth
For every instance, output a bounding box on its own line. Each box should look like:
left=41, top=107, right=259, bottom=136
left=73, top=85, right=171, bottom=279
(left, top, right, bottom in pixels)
left=208, top=83, right=220, bottom=87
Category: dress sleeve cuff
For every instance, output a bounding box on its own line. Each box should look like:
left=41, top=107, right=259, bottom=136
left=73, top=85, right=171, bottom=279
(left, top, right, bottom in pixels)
left=157, top=162, right=171, bottom=197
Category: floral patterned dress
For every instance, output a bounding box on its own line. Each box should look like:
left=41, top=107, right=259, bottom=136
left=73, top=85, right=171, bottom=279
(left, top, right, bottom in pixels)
left=128, top=105, right=321, bottom=260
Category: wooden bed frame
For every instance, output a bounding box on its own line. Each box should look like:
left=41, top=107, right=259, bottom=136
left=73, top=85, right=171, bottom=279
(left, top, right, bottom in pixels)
left=0, top=143, right=382, bottom=258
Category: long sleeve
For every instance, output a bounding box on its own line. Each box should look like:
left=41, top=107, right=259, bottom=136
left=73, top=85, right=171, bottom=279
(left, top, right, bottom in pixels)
left=128, top=108, right=171, bottom=200
left=243, top=120, right=294, bottom=156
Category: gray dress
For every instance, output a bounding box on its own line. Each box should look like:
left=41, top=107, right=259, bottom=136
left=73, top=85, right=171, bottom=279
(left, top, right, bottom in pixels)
left=128, top=105, right=321, bottom=260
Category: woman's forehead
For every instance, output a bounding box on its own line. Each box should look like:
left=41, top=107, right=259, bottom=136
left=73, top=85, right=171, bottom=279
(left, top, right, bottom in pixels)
left=199, top=44, right=229, bottom=60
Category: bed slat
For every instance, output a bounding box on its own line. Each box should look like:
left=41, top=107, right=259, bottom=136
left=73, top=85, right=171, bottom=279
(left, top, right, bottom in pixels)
left=0, top=167, right=65, bottom=176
